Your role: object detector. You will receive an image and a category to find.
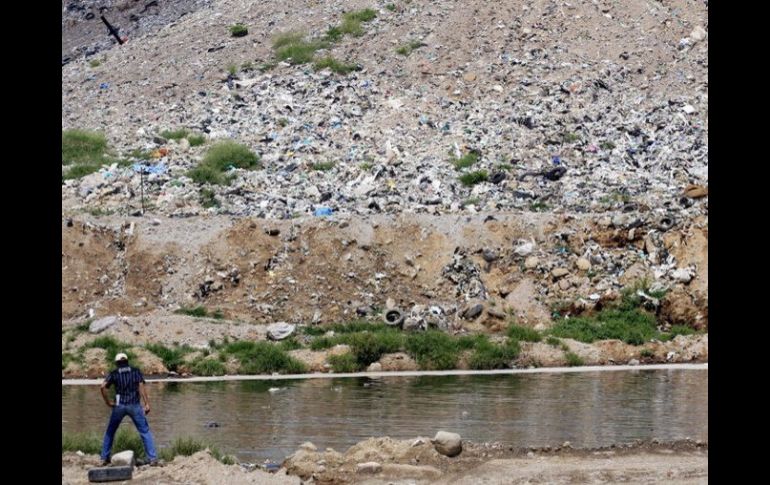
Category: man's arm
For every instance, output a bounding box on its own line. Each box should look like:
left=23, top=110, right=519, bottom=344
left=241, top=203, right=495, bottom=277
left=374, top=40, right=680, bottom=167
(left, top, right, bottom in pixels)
left=100, top=380, right=115, bottom=408
left=139, top=382, right=151, bottom=414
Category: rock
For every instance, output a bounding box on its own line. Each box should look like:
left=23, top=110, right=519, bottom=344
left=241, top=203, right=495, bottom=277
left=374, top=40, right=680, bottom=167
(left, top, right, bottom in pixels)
left=514, top=241, right=535, bottom=257
left=482, top=248, right=499, bottom=262
left=551, top=268, right=569, bottom=279
left=266, top=322, right=296, bottom=340
left=366, top=362, right=382, bottom=372
left=402, top=316, right=423, bottom=331
left=575, top=258, right=591, bottom=271
left=683, top=185, right=708, bottom=198
left=379, top=352, right=418, bottom=371
left=432, top=431, right=462, bottom=457
left=463, top=72, right=477, bottom=82
left=356, top=462, right=382, bottom=474
left=111, top=450, right=135, bottom=467
left=672, top=268, right=693, bottom=284
left=524, top=256, right=539, bottom=269
left=690, top=26, right=707, bottom=42
left=299, top=442, right=317, bottom=451
left=462, top=303, right=484, bottom=320
left=628, top=359, right=640, bottom=366
left=89, top=316, right=118, bottom=334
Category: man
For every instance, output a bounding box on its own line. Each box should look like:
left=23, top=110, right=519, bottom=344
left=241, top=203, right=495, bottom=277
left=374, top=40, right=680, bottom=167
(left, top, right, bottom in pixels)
left=99, top=353, right=160, bottom=466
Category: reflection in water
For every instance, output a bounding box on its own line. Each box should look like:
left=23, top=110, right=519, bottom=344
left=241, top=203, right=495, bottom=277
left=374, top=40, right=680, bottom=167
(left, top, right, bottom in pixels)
left=62, top=370, right=707, bottom=462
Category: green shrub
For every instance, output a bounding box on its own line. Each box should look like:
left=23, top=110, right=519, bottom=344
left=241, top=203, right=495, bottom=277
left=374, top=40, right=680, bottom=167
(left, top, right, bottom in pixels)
left=548, top=306, right=658, bottom=345
left=145, top=344, right=192, bottom=372
left=62, top=129, right=109, bottom=167
left=223, top=341, right=306, bottom=374
left=328, top=353, right=360, bottom=372
left=313, top=57, right=360, bottom=74
left=62, top=432, right=100, bottom=454
left=160, top=129, right=189, bottom=140
left=188, top=134, right=206, bottom=147
left=468, top=339, right=520, bottom=369
left=230, top=24, right=248, bottom=37
left=565, top=352, right=584, bottom=366
left=451, top=152, right=479, bottom=170
left=405, top=331, right=459, bottom=370
left=507, top=325, right=542, bottom=342
left=85, top=336, right=136, bottom=364
left=202, top=141, right=259, bottom=171
left=175, top=306, right=208, bottom=317
left=191, top=358, right=226, bottom=376
left=459, top=170, right=488, bottom=186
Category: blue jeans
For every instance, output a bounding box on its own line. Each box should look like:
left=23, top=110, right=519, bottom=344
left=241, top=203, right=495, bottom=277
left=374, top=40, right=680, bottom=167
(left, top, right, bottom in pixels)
left=100, top=404, right=157, bottom=461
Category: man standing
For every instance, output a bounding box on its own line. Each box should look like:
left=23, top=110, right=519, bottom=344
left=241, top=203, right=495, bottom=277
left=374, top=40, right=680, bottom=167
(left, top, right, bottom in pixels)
left=99, top=353, right=160, bottom=466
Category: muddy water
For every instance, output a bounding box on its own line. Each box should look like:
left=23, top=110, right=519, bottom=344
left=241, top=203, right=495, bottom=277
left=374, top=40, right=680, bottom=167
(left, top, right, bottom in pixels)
left=62, top=369, right=707, bottom=462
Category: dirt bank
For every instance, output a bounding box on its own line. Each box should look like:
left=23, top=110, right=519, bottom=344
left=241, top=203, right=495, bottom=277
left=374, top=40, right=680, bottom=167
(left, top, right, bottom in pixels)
left=61, top=439, right=707, bottom=484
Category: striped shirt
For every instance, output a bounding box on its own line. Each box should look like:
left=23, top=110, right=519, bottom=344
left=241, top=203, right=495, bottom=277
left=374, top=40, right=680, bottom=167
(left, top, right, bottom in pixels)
left=105, top=366, right=145, bottom=405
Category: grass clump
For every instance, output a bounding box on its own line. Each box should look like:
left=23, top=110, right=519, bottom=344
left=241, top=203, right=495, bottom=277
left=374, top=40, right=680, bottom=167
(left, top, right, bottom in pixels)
left=468, top=338, right=520, bottom=369
left=175, top=306, right=208, bottom=317
left=396, top=40, right=423, bottom=56
left=338, top=9, right=377, bottom=37
left=405, top=331, right=459, bottom=370
left=62, top=129, right=114, bottom=179
left=188, top=134, right=206, bottom=147
left=311, top=161, right=336, bottom=171
left=273, top=32, right=326, bottom=65
left=62, top=130, right=107, bottom=165
left=273, top=31, right=306, bottom=49
left=328, top=353, right=360, bottom=372
left=548, top=305, right=658, bottom=345
left=189, top=141, right=260, bottom=185
left=346, top=332, right=405, bottom=367
left=600, top=141, right=616, bottom=150
left=660, top=325, right=698, bottom=341
left=640, top=349, right=655, bottom=358
left=345, top=9, right=377, bottom=22
left=459, top=170, right=488, bottom=187
left=386, top=3, right=397, bottom=12
left=562, top=132, right=581, bottom=143
left=85, top=336, right=136, bottom=364
left=545, top=336, right=562, bottom=347
left=451, top=151, right=480, bottom=170
left=230, top=24, right=248, bottom=37
left=160, top=129, right=189, bottom=140
left=62, top=432, right=101, bottom=454
left=145, top=344, right=192, bottom=372
left=89, top=59, right=101, bottom=67
left=507, top=324, right=542, bottom=342
left=565, top=352, right=584, bottom=366
left=190, top=358, right=226, bottom=376
left=324, top=26, right=344, bottom=42
left=313, top=56, right=360, bottom=74
left=223, top=341, right=307, bottom=374
left=128, top=148, right=152, bottom=160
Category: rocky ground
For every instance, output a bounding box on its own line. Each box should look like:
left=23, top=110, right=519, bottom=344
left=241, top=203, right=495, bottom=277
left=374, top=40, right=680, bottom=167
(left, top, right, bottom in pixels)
left=62, top=0, right=707, bottom=376
left=61, top=438, right=707, bottom=484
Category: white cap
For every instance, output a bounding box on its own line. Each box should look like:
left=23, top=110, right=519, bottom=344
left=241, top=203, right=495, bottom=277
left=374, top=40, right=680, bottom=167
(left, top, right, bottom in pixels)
left=115, top=353, right=128, bottom=362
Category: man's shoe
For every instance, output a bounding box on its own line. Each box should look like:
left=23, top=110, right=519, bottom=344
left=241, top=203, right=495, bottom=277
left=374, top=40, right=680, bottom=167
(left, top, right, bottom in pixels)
left=149, top=459, right=163, bottom=467
left=100, top=459, right=111, bottom=467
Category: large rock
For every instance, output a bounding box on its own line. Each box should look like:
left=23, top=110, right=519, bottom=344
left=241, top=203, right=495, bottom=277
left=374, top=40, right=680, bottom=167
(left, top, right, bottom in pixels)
left=89, top=316, right=118, bottom=334
left=379, top=352, right=418, bottom=371
left=432, top=431, right=462, bottom=457
left=356, top=462, right=382, bottom=474
left=266, top=322, right=296, bottom=340
left=111, top=450, right=135, bottom=467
